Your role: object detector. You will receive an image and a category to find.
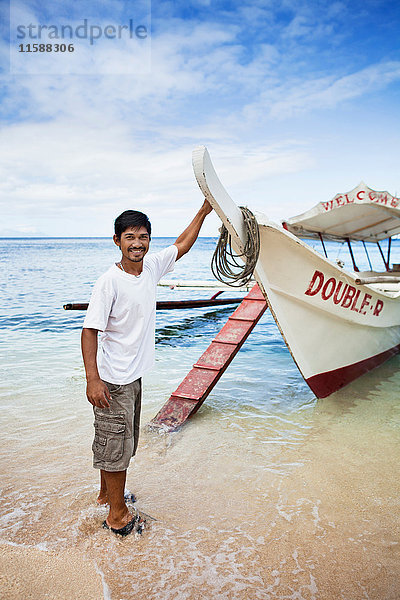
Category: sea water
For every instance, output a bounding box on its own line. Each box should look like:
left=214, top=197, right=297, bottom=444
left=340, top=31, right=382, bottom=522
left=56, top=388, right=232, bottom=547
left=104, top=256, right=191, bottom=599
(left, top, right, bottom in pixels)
left=1, top=237, right=399, bottom=599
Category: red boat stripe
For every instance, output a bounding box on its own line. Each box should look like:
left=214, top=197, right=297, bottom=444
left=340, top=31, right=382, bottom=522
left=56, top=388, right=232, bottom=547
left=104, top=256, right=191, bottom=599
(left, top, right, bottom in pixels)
left=306, top=343, right=400, bottom=398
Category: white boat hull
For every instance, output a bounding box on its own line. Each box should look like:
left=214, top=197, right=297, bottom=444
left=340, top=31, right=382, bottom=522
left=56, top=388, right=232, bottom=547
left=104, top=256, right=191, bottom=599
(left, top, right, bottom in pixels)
left=193, top=146, right=400, bottom=397
left=256, top=221, right=400, bottom=396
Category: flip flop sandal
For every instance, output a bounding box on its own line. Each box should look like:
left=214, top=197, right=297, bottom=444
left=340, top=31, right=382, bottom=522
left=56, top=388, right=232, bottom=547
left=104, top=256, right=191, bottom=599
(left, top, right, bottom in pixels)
left=102, top=514, right=139, bottom=537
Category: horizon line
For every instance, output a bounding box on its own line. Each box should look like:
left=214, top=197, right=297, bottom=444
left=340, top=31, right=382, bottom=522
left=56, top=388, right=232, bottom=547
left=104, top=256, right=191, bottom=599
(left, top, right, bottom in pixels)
left=0, top=235, right=219, bottom=240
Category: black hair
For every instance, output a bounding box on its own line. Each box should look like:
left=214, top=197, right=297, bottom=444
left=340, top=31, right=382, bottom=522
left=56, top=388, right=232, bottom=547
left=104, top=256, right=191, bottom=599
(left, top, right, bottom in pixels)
left=114, top=210, right=152, bottom=239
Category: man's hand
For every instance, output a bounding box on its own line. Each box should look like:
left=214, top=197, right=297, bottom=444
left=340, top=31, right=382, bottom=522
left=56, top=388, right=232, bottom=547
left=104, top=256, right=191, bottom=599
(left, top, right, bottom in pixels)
left=202, top=199, right=213, bottom=215
left=174, top=199, right=214, bottom=260
left=86, top=378, right=111, bottom=408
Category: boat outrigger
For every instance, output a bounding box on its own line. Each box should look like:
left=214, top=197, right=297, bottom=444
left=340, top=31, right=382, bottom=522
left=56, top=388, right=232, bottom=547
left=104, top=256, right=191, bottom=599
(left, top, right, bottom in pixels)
left=193, top=146, right=400, bottom=398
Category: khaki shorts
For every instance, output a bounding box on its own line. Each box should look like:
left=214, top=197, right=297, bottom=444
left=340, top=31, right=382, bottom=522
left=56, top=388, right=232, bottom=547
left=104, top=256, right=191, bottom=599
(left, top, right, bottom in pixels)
left=92, top=379, right=142, bottom=472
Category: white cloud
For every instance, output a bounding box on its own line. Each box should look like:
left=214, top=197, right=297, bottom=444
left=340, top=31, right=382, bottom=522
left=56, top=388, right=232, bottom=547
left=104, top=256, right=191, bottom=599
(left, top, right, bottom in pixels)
left=0, top=112, right=313, bottom=236
left=241, top=61, right=400, bottom=120
left=1, top=1, right=399, bottom=237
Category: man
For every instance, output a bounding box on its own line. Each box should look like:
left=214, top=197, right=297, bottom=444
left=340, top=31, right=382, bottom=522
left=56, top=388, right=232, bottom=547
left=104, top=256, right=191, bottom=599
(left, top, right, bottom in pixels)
left=81, top=199, right=212, bottom=536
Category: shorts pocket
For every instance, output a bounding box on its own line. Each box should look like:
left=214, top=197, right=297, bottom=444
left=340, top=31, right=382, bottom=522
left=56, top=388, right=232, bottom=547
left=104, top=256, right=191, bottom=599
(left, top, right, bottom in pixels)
left=106, top=383, right=123, bottom=394
left=92, top=415, right=126, bottom=463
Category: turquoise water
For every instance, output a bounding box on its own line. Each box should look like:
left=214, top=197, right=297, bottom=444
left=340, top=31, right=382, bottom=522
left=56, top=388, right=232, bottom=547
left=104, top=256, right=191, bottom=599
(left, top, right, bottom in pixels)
left=1, top=237, right=400, bottom=599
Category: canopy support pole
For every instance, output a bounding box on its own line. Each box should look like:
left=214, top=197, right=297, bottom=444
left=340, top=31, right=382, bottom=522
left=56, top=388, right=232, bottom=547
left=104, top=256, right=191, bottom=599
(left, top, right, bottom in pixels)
left=318, top=233, right=328, bottom=258
left=377, top=242, right=389, bottom=271
left=362, top=241, right=373, bottom=271
left=346, top=238, right=359, bottom=272
left=387, top=237, right=392, bottom=270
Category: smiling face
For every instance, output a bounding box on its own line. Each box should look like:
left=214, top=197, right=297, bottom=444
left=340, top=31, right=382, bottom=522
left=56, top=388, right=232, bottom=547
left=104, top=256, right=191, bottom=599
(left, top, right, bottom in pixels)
left=113, top=226, right=150, bottom=265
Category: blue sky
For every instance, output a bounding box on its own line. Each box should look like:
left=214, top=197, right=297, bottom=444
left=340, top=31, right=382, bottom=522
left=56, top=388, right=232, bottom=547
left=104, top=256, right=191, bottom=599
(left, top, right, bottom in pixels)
left=1, top=0, right=399, bottom=237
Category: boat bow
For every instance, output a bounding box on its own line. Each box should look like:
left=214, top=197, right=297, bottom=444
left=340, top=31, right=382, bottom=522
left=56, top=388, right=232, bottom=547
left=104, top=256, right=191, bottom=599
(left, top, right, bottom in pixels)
left=192, top=146, right=400, bottom=398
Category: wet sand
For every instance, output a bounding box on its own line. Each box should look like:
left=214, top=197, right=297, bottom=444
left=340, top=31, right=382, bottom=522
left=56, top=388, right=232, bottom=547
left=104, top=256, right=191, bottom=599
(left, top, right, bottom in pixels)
left=0, top=544, right=105, bottom=600
left=1, top=333, right=400, bottom=599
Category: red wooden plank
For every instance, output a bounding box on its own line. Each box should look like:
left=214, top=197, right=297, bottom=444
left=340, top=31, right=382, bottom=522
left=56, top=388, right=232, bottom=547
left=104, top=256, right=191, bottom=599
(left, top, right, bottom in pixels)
left=195, top=341, right=238, bottom=370
left=152, top=396, right=200, bottom=431
left=245, top=285, right=266, bottom=300
left=172, top=368, right=218, bottom=400
left=149, top=284, right=268, bottom=431
left=214, top=319, right=253, bottom=344
left=230, top=299, right=267, bottom=321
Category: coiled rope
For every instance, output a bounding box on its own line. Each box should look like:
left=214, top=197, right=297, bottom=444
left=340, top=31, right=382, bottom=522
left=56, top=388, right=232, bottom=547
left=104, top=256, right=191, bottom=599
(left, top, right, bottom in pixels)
left=211, top=206, right=260, bottom=287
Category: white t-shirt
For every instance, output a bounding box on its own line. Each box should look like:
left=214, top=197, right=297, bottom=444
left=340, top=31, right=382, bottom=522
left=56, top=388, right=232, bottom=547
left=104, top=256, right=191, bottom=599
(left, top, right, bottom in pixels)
left=83, top=244, right=178, bottom=384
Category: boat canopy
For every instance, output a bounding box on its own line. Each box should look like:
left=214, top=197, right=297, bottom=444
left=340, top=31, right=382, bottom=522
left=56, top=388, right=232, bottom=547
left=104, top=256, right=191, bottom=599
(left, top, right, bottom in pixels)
left=283, top=182, right=400, bottom=242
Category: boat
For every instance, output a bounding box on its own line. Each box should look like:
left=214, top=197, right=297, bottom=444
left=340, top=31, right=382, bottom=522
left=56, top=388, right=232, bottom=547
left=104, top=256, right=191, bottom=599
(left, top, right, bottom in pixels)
left=192, top=145, right=400, bottom=398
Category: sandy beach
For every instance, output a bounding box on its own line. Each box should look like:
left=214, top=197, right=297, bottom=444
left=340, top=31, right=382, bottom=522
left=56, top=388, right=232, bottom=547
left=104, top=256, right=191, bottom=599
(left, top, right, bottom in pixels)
left=1, top=366, right=400, bottom=600
left=0, top=544, right=105, bottom=600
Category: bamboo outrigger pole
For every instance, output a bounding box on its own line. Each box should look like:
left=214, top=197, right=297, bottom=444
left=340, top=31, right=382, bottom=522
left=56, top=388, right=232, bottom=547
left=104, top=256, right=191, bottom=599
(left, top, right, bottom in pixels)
left=64, top=295, right=244, bottom=312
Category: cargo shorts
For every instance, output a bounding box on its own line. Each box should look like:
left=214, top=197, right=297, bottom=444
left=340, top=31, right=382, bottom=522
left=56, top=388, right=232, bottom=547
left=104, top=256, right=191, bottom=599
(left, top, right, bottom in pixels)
left=92, top=379, right=142, bottom=472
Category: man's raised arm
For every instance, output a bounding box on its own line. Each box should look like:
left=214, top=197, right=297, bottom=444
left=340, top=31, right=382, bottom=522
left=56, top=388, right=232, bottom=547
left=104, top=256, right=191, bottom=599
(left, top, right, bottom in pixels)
left=173, top=200, right=213, bottom=260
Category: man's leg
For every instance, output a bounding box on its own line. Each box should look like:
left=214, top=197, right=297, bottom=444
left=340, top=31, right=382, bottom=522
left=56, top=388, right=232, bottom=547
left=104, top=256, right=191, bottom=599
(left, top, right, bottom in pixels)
left=92, top=379, right=142, bottom=531
left=103, top=469, right=131, bottom=529
left=97, top=470, right=108, bottom=505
